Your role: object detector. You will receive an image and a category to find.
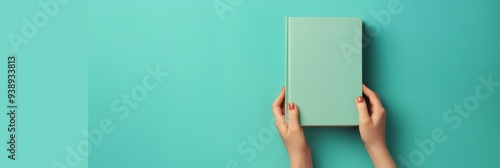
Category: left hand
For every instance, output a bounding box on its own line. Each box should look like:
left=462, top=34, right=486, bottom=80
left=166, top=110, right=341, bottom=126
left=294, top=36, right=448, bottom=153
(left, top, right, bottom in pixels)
left=272, top=87, right=312, bottom=168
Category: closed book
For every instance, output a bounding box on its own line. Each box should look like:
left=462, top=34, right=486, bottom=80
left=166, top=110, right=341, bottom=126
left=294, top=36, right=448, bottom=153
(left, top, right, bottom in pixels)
left=285, top=17, right=362, bottom=126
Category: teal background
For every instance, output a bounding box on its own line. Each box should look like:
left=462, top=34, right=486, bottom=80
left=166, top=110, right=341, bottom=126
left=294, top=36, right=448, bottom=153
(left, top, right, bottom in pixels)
left=0, top=0, right=88, bottom=168
left=89, top=0, right=500, bottom=167
left=0, top=0, right=499, bottom=168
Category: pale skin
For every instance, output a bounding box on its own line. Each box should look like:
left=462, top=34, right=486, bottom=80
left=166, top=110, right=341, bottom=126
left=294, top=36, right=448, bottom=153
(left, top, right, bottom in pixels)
left=272, top=84, right=396, bottom=168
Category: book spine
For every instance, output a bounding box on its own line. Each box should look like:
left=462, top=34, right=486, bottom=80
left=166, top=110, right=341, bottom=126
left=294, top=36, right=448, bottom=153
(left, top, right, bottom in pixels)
left=285, top=17, right=289, bottom=124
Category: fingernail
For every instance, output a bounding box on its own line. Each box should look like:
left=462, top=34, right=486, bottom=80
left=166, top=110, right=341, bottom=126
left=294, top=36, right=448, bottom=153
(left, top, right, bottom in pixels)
left=282, top=86, right=284, bottom=91
left=357, top=96, right=364, bottom=103
left=289, top=103, right=295, bottom=110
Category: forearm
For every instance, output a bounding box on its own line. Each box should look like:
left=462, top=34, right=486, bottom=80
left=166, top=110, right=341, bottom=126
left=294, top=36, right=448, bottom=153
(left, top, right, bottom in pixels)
left=366, top=143, right=396, bottom=168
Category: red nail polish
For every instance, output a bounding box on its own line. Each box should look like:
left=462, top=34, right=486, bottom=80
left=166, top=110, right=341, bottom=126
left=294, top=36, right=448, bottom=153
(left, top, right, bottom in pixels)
left=289, top=103, right=295, bottom=110
left=357, top=96, right=364, bottom=103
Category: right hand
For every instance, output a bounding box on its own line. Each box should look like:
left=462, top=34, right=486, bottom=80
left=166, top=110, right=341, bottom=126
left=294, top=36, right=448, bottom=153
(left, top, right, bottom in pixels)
left=355, top=84, right=396, bottom=168
left=356, top=84, right=387, bottom=150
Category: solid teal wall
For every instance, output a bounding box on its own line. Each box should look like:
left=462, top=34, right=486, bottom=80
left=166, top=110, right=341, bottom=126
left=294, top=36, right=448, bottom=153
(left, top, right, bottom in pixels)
left=88, top=0, right=500, bottom=168
left=2, top=0, right=498, bottom=168
left=0, top=0, right=88, bottom=167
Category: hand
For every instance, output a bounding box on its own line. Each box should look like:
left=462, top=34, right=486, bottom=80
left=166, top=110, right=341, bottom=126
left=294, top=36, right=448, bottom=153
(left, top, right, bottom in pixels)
left=356, top=84, right=396, bottom=168
left=272, top=87, right=313, bottom=168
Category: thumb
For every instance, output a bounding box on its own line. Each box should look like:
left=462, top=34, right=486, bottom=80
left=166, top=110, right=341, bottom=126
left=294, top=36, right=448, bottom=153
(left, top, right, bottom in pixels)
left=356, top=96, right=370, bottom=123
left=288, top=102, right=300, bottom=130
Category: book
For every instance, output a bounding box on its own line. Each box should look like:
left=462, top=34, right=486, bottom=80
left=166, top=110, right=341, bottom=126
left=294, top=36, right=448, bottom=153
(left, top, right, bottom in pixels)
left=285, top=17, right=362, bottom=126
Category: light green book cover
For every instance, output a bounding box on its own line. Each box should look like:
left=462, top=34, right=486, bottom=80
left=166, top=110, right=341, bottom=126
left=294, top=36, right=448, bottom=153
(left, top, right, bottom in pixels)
left=286, top=17, right=362, bottom=126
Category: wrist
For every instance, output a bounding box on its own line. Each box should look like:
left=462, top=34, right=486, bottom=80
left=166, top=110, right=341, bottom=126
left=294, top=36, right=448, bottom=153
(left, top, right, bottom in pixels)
left=365, top=142, right=396, bottom=168
left=364, top=141, right=387, bottom=154
left=289, top=147, right=312, bottom=168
